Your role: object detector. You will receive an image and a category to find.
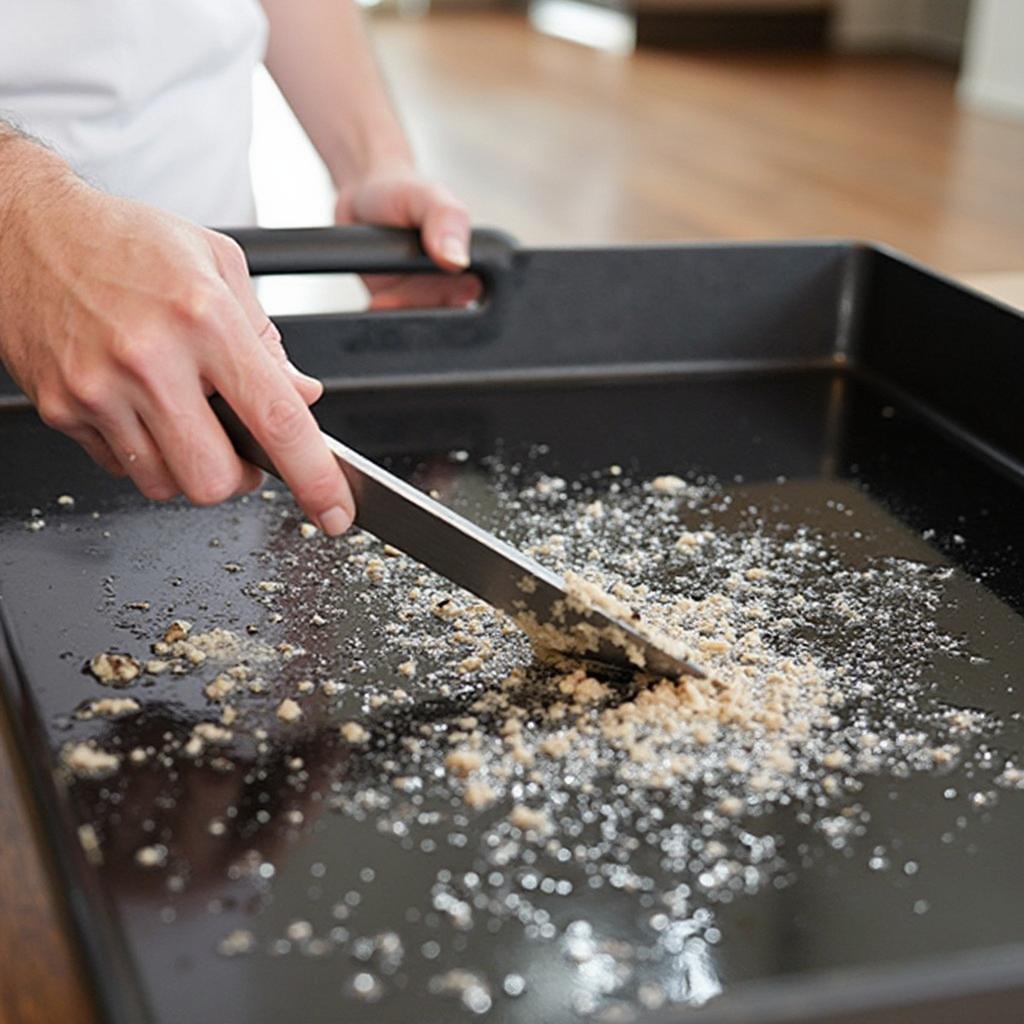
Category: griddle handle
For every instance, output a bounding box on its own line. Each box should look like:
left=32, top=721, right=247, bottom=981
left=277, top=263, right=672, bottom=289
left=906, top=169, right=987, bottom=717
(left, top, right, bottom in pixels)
left=221, top=225, right=517, bottom=279
left=210, top=395, right=279, bottom=479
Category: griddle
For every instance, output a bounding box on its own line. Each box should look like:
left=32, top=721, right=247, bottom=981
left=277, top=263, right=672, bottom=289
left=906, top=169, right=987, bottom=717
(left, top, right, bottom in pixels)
left=0, top=227, right=1022, bottom=1024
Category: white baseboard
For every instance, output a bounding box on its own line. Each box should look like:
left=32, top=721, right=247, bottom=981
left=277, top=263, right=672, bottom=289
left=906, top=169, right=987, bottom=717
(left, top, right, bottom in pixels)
left=528, top=0, right=636, bottom=54
left=957, top=77, right=1024, bottom=124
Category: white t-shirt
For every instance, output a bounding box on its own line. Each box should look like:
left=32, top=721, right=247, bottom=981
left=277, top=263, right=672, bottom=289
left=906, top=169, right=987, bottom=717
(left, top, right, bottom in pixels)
left=0, top=0, right=268, bottom=226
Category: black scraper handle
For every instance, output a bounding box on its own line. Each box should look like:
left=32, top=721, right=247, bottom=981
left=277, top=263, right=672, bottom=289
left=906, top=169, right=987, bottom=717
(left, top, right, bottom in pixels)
left=210, top=395, right=277, bottom=478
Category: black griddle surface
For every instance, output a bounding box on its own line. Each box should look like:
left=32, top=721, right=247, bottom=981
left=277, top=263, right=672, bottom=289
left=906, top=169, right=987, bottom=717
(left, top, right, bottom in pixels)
left=1, top=369, right=1023, bottom=1024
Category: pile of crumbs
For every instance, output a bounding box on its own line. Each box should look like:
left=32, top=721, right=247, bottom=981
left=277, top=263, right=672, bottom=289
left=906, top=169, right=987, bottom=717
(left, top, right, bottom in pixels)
left=49, top=463, right=1017, bottom=1020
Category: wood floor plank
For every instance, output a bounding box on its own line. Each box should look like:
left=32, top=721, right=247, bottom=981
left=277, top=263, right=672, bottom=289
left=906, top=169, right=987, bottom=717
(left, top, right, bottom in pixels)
left=373, top=12, right=1024, bottom=273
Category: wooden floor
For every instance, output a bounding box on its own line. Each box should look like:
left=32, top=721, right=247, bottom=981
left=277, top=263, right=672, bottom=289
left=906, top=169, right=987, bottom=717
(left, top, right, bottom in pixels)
left=373, top=11, right=1024, bottom=275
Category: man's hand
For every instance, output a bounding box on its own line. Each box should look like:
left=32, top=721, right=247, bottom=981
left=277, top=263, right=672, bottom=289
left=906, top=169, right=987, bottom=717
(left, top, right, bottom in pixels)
left=335, top=162, right=481, bottom=310
left=0, top=139, right=355, bottom=534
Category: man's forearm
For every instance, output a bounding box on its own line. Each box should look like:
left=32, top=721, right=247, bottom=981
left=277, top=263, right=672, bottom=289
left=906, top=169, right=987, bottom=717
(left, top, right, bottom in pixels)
left=259, top=0, right=413, bottom=186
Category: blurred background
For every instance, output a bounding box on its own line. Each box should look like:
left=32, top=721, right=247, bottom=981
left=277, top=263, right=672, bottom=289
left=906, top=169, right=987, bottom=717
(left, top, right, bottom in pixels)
left=251, top=0, right=1024, bottom=311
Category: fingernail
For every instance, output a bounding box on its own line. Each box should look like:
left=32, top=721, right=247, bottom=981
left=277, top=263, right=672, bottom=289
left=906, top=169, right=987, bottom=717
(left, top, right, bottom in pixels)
left=318, top=505, right=353, bottom=537
left=440, top=235, right=470, bottom=268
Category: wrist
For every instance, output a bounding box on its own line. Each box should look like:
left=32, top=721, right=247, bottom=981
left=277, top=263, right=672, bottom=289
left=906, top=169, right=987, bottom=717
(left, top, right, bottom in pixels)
left=324, top=123, right=415, bottom=188
left=0, top=133, right=80, bottom=238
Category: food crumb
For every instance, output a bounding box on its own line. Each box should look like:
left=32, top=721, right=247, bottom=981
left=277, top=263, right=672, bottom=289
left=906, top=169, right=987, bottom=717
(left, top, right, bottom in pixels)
left=77, top=823, right=102, bottom=865
left=62, top=743, right=120, bottom=778
left=508, top=805, right=551, bottom=833
left=76, top=697, right=140, bottom=720
left=88, top=652, right=141, bottom=686
left=193, top=722, right=233, bottom=745
left=204, top=674, right=235, bottom=701
left=134, top=844, right=168, bottom=868
left=163, top=619, right=192, bottom=644
left=218, top=929, right=255, bottom=957
left=340, top=721, right=369, bottom=744
left=445, top=749, right=483, bottom=778
left=276, top=698, right=303, bottom=724
left=464, top=780, right=496, bottom=809
left=651, top=474, right=686, bottom=494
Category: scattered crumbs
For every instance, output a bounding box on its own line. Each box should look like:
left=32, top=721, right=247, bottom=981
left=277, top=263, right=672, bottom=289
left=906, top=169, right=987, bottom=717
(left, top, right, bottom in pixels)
left=47, top=452, right=1005, bottom=1021
left=57, top=494, right=75, bottom=509
left=298, top=522, right=318, bottom=539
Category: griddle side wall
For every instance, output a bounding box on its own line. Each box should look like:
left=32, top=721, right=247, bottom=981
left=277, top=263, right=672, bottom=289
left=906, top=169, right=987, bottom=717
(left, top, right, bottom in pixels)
left=852, top=249, right=1024, bottom=476
left=260, top=243, right=856, bottom=388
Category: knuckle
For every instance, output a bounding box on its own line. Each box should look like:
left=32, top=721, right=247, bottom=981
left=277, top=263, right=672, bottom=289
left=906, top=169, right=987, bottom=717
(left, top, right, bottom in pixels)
left=67, top=373, right=111, bottom=415
left=221, top=235, right=248, bottom=272
left=36, top=391, right=76, bottom=431
left=261, top=397, right=307, bottom=449
left=214, top=234, right=250, bottom=276
left=172, top=276, right=228, bottom=327
left=112, top=332, right=160, bottom=381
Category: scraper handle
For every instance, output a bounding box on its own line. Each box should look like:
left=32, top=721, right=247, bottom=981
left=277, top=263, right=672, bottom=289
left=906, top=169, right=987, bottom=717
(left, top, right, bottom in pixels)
left=210, top=395, right=278, bottom=479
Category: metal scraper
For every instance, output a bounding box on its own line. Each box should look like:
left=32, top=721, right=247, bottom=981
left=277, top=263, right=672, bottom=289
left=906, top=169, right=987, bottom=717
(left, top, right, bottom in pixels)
left=212, top=398, right=704, bottom=681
